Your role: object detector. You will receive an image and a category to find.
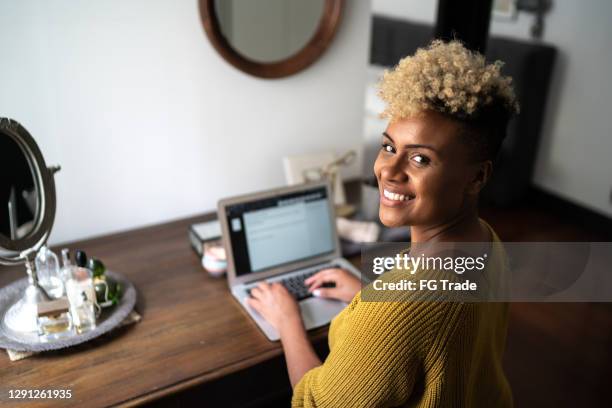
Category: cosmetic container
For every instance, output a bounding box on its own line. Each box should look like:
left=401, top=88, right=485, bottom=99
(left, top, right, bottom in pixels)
left=37, top=298, right=73, bottom=340
left=65, top=265, right=96, bottom=334
left=35, top=246, right=64, bottom=299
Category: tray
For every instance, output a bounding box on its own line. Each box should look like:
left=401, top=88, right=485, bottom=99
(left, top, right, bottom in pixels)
left=0, top=271, right=137, bottom=352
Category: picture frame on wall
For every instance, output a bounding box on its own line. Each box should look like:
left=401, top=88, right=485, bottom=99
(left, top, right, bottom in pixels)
left=283, top=151, right=347, bottom=206
left=493, top=0, right=518, bottom=20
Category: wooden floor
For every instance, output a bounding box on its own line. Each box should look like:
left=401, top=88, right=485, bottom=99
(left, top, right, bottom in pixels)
left=480, top=197, right=612, bottom=407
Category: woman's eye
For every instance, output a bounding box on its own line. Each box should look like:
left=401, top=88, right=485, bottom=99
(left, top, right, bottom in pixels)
left=412, top=154, right=430, bottom=165
left=381, top=143, right=396, bottom=154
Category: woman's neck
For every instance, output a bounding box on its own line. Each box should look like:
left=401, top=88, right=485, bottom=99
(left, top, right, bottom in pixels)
left=410, top=206, right=488, bottom=243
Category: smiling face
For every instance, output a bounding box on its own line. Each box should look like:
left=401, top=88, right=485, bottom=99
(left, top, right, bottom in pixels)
left=374, top=111, right=487, bottom=229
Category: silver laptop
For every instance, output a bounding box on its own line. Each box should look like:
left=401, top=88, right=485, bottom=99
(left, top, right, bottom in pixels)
left=218, top=181, right=361, bottom=341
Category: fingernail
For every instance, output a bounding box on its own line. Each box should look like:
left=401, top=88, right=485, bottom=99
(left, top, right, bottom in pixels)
left=313, top=289, right=321, bottom=297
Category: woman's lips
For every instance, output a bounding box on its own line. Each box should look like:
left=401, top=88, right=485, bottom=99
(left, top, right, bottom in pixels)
left=380, top=188, right=415, bottom=207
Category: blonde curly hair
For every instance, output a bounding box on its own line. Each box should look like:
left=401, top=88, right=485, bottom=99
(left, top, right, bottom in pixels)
left=378, top=40, right=520, bottom=160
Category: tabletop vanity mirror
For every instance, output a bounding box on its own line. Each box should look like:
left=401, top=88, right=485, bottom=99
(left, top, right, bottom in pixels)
left=199, top=0, right=344, bottom=78
left=0, top=118, right=137, bottom=353
left=0, top=118, right=59, bottom=335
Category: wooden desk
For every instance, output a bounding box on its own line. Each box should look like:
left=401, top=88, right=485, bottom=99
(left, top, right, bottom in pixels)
left=4, top=197, right=611, bottom=407
left=0, top=213, right=343, bottom=407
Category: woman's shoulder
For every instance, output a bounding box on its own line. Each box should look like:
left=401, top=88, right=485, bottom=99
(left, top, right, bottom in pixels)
left=349, top=281, right=469, bottom=337
left=347, top=221, right=506, bottom=344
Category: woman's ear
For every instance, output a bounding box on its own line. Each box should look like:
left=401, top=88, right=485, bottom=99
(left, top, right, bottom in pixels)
left=467, top=160, right=492, bottom=195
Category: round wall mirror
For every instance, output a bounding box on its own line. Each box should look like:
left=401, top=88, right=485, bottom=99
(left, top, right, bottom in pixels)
left=199, top=0, right=344, bottom=78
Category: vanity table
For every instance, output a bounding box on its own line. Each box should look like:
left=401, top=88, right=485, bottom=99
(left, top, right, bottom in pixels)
left=0, top=212, right=352, bottom=407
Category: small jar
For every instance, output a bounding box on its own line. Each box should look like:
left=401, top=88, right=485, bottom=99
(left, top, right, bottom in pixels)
left=202, top=241, right=227, bottom=278
left=37, top=298, right=73, bottom=341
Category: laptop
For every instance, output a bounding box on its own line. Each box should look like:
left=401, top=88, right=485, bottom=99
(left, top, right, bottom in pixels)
left=218, top=180, right=361, bottom=341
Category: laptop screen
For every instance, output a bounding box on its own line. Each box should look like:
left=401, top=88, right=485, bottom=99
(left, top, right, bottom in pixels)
left=225, top=185, right=335, bottom=276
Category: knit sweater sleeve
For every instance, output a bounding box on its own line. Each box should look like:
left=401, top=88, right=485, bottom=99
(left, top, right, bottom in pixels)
left=292, top=298, right=435, bottom=408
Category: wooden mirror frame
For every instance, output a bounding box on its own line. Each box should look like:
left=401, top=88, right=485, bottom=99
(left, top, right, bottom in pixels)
left=199, top=0, right=345, bottom=79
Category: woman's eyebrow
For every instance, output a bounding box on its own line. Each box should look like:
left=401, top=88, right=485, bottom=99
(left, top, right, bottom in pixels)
left=382, top=132, right=395, bottom=143
left=383, top=132, right=438, bottom=153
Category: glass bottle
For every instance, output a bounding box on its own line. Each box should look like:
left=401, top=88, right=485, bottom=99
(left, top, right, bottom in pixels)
left=64, top=262, right=96, bottom=334
left=35, top=246, right=64, bottom=299
left=59, top=248, right=73, bottom=283
left=37, top=298, right=73, bottom=341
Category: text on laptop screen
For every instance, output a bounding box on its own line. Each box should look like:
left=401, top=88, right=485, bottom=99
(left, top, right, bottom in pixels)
left=226, top=186, right=335, bottom=276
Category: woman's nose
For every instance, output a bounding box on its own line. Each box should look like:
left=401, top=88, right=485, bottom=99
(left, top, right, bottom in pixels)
left=379, top=155, right=408, bottom=183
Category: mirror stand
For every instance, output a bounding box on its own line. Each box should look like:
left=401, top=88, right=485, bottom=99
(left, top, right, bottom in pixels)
left=2, top=246, right=52, bottom=334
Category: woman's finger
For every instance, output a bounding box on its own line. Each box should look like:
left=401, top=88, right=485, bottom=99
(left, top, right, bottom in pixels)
left=304, top=274, right=320, bottom=285
left=306, top=275, right=333, bottom=291
left=246, top=296, right=262, bottom=313
left=256, top=281, right=271, bottom=290
left=305, top=268, right=338, bottom=285
left=312, top=287, right=339, bottom=299
left=304, top=268, right=334, bottom=283
left=271, top=282, right=289, bottom=295
left=250, top=285, right=266, bottom=299
left=307, top=278, right=330, bottom=292
left=254, top=281, right=273, bottom=297
left=271, top=282, right=284, bottom=290
left=307, top=270, right=344, bottom=291
left=250, top=286, right=260, bottom=297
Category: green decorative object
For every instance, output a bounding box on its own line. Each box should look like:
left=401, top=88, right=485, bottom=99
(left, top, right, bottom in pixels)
left=88, top=258, right=106, bottom=278
left=94, top=277, right=122, bottom=308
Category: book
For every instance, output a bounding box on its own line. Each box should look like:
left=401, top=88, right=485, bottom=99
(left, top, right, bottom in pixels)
left=188, top=220, right=222, bottom=257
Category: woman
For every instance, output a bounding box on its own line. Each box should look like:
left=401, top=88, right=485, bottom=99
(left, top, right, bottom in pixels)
left=247, top=40, right=519, bottom=407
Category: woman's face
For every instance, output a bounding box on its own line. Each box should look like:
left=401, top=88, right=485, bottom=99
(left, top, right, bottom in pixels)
left=374, top=111, right=484, bottom=228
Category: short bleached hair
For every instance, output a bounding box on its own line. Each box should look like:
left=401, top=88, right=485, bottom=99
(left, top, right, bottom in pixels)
left=378, top=40, right=520, bottom=160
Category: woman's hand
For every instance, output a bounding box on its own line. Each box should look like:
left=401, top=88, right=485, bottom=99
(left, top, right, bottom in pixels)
left=247, top=282, right=320, bottom=387
left=246, top=282, right=303, bottom=333
left=305, top=268, right=361, bottom=303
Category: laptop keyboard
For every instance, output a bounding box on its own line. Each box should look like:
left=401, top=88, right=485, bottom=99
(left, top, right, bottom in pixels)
left=247, top=264, right=339, bottom=301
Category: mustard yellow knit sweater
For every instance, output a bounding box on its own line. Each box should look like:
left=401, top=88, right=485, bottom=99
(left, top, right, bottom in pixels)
left=292, top=226, right=512, bottom=407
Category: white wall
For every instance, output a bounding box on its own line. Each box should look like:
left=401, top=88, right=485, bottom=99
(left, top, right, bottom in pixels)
left=372, top=0, right=436, bottom=23
left=372, top=0, right=612, bottom=218
left=0, top=0, right=372, bottom=244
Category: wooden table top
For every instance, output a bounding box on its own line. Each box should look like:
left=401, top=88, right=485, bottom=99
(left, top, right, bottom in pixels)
left=0, top=213, right=335, bottom=407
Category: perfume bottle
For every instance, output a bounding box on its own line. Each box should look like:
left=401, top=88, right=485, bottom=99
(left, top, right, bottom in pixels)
left=59, top=248, right=73, bottom=282
left=35, top=246, right=64, bottom=299
left=37, top=297, right=73, bottom=341
left=65, top=250, right=96, bottom=333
